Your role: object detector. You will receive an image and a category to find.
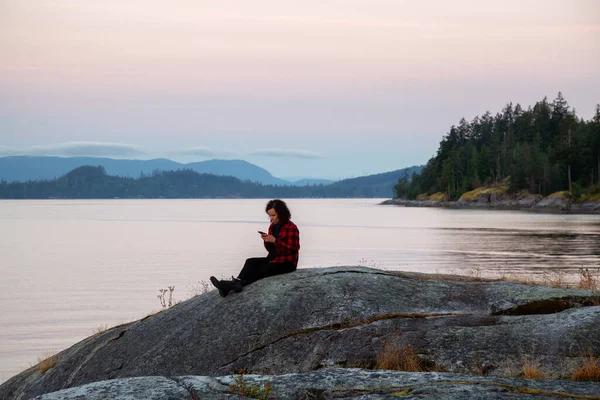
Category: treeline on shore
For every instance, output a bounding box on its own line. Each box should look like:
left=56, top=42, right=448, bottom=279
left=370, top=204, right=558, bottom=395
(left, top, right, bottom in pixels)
left=0, top=165, right=421, bottom=199
left=395, top=93, right=600, bottom=200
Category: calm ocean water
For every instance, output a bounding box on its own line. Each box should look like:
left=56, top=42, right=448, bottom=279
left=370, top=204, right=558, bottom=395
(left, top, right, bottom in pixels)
left=1, top=198, right=600, bottom=383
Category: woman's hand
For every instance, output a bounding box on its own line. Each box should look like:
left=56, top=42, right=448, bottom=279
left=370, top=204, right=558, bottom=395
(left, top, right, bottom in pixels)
left=262, top=234, right=276, bottom=243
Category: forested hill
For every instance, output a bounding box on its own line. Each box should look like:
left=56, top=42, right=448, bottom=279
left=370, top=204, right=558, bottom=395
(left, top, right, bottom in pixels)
left=0, top=156, right=289, bottom=185
left=396, top=93, right=600, bottom=200
left=0, top=165, right=423, bottom=199
left=328, top=165, right=423, bottom=197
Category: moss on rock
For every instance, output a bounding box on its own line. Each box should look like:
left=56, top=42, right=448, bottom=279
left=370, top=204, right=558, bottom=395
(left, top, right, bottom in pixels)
left=459, top=186, right=509, bottom=202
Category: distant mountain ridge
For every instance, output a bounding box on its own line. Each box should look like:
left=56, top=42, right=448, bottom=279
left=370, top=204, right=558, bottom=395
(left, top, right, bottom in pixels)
left=0, top=165, right=426, bottom=199
left=326, top=166, right=424, bottom=197
left=0, top=156, right=424, bottom=198
left=0, top=156, right=289, bottom=185
left=291, top=178, right=334, bottom=186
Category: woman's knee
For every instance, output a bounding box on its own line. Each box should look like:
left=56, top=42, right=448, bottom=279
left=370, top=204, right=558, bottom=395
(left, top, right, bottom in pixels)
left=260, top=262, right=295, bottom=278
left=244, top=257, right=260, bottom=266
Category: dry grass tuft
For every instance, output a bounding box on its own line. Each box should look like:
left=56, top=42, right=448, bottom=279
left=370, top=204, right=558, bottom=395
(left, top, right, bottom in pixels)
left=522, top=357, right=545, bottom=379
left=37, top=353, right=57, bottom=374
left=415, top=192, right=447, bottom=201
left=548, top=191, right=570, bottom=198
left=495, top=268, right=600, bottom=290
left=376, top=343, right=426, bottom=372
left=467, top=266, right=487, bottom=281
left=541, top=270, right=567, bottom=288
left=469, top=351, right=493, bottom=376
left=578, top=268, right=599, bottom=291
left=511, top=276, right=540, bottom=286
left=229, top=375, right=273, bottom=399
left=495, top=273, right=539, bottom=286
left=504, top=358, right=519, bottom=378
left=93, top=321, right=130, bottom=334
left=459, top=185, right=509, bottom=201
left=401, top=266, right=600, bottom=291
left=187, top=280, right=214, bottom=297
left=571, top=354, right=600, bottom=382
left=427, top=192, right=447, bottom=201
left=157, top=286, right=176, bottom=309
left=95, top=324, right=110, bottom=334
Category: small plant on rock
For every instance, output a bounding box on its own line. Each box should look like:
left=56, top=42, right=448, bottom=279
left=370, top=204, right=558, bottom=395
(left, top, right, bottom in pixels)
left=94, top=324, right=110, bottom=334
left=229, top=375, right=273, bottom=399
left=358, top=258, right=383, bottom=268
left=376, top=342, right=426, bottom=372
left=504, top=358, right=519, bottom=378
left=187, top=280, right=213, bottom=297
left=467, top=265, right=483, bottom=280
left=522, top=356, right=545, bottom=379
left=541, top=269, right=567, bottom=288
left=37, top=353, right=57, bottom=374
left=571, top=353, right=600, bottom=381
left=578, top=268, right=599, bottom=291
left=469, top=351, right=494, bottom=376
left=157, top=286, right=175, bottom=309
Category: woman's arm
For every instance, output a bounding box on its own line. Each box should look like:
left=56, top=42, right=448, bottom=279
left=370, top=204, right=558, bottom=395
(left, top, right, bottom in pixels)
left=263, top=225, right=275, bottom=252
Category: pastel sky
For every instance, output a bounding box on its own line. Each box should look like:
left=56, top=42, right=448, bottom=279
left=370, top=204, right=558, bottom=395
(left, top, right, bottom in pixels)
left=1, top=0, right=599, bottom=179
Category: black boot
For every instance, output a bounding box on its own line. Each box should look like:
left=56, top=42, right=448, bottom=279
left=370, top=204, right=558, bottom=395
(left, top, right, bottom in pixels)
left=219, top=277, right=243, bottom=294
left=210, top=276, right=231, bottom=297
left=230, top=276, right=243, bottom=292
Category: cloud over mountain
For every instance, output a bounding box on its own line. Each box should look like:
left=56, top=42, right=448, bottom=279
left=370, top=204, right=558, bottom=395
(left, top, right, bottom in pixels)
left=248, top=148, right=323, bottom=159
left=0, top=146, right=18, bottom=157
left=173, top=146, right=240, bottom=159
left=10, top=142, right=147, bottom=158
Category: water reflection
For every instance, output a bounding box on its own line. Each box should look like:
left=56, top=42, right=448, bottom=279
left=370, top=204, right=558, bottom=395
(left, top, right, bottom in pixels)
left=1, top=199, right=599, bottom=384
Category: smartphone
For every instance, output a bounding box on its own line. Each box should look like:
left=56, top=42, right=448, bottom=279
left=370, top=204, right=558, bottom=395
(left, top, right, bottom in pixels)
left=258, top=231, right=267, bottom=235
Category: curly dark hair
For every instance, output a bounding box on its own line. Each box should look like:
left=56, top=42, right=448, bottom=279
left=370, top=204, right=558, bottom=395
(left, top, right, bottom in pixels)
left=265, top=199, right=291, bottom=224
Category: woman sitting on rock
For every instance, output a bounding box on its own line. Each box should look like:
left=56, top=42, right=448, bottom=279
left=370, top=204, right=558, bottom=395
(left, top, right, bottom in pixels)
left=210, top=199, right=300, bottom=297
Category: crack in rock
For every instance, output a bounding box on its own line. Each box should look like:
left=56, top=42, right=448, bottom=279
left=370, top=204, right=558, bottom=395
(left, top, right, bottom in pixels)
left=218, top=312, right=462, bottom=370
left=320, top=270, right=397, bottom=277
left=493, top=297, right=600, bottom=316
left=435, top=381, right=600, bottom=400
left=167, top=377, right=202, bottom=400
left=287, top=268, right=398, bottom=283
left=64, top=327, right=130, bottom=388
left=107, top=362, right=125, bottom=378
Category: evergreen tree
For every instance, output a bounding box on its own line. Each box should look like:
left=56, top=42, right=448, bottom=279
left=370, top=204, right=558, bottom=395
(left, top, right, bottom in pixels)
left=394, top=170, right=410, bottom=198
left=404, top=94, right=597, bottom=199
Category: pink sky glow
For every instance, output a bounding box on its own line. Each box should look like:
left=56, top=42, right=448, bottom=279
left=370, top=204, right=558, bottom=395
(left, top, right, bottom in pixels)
left=0, top=0, right=598, bottom=178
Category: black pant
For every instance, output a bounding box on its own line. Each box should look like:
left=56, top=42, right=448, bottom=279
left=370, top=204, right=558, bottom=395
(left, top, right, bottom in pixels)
left=237, top=257, right=296, bottom=286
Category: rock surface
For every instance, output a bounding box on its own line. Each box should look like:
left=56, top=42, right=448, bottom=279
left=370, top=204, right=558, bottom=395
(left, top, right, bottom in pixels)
left=2, top=267, right=599, bottom=399
left=532, top=193, right=572, bottom=211
left=33, top=369, right=600, bottom=400
left=382, top=193, right=600, bottom=213
left=573, top=199, right=600, bottom=212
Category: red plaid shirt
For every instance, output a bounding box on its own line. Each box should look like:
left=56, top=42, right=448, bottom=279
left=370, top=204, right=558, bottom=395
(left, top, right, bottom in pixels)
left=264, top=220, right=300, bottom=266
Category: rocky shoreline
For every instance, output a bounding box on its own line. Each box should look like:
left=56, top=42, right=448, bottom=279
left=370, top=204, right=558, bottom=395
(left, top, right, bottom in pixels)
left=1, top=267, right=599, bottom=399
left=27, top=369, right=600, bottom=399
left=381, top=191, right=600, bottom=214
